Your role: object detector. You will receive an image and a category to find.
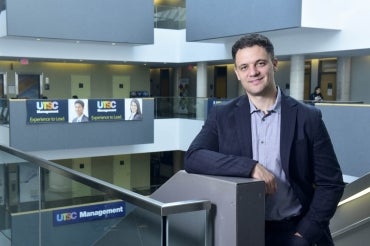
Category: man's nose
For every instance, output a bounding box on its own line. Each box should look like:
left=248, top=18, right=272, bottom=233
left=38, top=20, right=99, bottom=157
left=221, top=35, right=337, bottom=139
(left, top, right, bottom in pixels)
left=249, top=65, right=259, bottom=76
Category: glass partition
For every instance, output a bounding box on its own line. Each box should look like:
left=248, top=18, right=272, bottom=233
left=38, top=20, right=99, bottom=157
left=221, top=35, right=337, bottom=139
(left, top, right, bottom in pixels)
left=154, top=97, right=208, bottom=120
left=154, top=3, right=186, bottom=30
left=0, top=146, right=211, bottom=246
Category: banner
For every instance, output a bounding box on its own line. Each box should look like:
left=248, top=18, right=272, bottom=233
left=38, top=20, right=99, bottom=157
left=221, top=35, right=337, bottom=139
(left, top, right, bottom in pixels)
left=27, top=98, right=144, bottom=124
left=88, top=99, right=125, bottom=122
left=26, top=99, right=68, bottom=124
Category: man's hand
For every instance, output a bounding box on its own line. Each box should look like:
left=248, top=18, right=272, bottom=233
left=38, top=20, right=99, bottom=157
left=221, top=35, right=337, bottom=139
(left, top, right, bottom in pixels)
left=251, top=163, right=277, bottom=195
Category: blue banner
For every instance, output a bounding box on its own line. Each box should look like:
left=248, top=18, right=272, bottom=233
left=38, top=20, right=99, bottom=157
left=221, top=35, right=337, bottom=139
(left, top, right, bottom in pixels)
left=26, top=99, right=129, bottom=124
left=26, top=99, right=68, bottom=124
left=88, top=99, right=125, bottom=122
left=53, top=201, right=126, bottom=226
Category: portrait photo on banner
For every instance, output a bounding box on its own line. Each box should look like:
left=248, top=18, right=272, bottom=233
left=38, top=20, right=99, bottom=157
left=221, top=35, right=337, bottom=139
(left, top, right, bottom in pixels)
left=125, top=98, right=143, bottom=120
left=68, top=99, right=89, bottom=123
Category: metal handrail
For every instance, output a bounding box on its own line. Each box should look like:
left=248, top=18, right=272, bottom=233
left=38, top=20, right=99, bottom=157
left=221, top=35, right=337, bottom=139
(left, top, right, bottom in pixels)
left=332, top=216, right=370, bottom=238
left=0, top=144, right=211, bottom=216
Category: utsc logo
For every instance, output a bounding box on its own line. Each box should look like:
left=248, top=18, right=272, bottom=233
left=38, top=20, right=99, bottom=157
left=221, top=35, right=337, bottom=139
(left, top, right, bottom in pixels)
left=36, top=101, right=59, bottom=110
left=55, top=212, right=78, bottom=222
left=97, top=100, right=116, bottom=109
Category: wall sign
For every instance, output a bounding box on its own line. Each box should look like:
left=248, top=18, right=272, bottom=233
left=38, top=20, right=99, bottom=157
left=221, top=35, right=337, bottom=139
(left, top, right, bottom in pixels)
left=53, top=201, right=126, bottom=226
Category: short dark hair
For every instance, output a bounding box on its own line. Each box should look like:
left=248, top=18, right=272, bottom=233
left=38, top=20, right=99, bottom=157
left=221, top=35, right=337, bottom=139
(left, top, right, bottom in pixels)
left=232, top=33, right=275, bottom=61
left=74, top=99, right=84, bottom=108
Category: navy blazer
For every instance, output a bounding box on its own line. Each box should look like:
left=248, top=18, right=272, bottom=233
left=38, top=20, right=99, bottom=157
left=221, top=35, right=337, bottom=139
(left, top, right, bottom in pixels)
left=184, top=91, right=344, bottom=244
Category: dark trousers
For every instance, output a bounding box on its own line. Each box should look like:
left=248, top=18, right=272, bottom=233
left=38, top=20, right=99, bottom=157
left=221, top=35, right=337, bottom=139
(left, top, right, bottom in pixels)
left=265, top=217, right=312, bottom=246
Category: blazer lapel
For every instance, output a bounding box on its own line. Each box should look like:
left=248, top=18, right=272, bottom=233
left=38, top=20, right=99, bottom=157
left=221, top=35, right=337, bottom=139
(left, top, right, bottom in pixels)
left=280, top=94, right=298, bottom=179
left=234, top=96, right=253, bottom=157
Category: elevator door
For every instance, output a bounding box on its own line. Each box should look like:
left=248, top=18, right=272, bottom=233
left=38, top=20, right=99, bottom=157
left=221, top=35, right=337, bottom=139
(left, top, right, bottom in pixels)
left=320, top=73, right=337, bottom=101
left=214, top=66, right=227, bottom=98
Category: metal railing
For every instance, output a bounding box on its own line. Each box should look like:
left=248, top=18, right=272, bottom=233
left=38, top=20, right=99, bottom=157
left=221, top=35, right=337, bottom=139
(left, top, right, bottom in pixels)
left=0, top=145, right=211, bottom=246
left=154, top=4, right=186, bottom=30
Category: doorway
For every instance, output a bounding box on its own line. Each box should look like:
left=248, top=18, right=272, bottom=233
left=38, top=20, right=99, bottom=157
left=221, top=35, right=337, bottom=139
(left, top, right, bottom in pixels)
left=214, top=66, right=227, bottom=98
left=71, top=75, right=91, bottom=99
left=319, top=60, right=337, bottom=101
left=112, top=75, right=130, bottom=98
left=160, top=69, right=170, bottom=97
left=16, top=73, right=41, bottom=99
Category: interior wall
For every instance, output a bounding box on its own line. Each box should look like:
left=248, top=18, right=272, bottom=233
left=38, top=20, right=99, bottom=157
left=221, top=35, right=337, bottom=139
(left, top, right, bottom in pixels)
left=186, top=0, right=301, bottom=41
left=350, top=56, right=370, bottom=104
left=1, top=55, right=369, bottom=103
left=113, top=155, right=131, bottom=190
left=6, top=0, right=154, bottom=44
left=72, top=157, right=92, bottom=197
left=274, top=60, right=292, bottom=95
left=92, top=156, right=114, bottom=184
left=0, top=61, right=151, bottom=99
left=131, top=153, right=151, bottom=190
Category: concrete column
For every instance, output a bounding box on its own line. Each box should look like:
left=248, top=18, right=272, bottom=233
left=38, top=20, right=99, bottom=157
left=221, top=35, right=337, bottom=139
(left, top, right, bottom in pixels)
left=289, top=55, right=305, bottom=100
left=310, top=59, right=319, bottom=92
left=196, top=62, right=207, bottom=97
left=196, top=62, right=207, bottom=119
left=337, top=57, right=351, bottom=101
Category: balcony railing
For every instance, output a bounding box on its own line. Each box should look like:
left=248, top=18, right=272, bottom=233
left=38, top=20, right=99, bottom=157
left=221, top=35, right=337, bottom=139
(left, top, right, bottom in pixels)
left=0, top=145, right=211, bottom=246
left=154, top=5, right=186, bottom=30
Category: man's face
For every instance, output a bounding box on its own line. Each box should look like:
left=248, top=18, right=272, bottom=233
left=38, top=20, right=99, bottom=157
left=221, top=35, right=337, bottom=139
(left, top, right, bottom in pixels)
left=75, top=103, right=84, bottom=116
left=234, top=45, right=277, bottom=97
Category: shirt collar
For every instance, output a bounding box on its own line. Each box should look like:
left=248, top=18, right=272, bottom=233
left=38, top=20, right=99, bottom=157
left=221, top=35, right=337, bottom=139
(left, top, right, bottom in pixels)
left=249, top=87, right=282, bottom=114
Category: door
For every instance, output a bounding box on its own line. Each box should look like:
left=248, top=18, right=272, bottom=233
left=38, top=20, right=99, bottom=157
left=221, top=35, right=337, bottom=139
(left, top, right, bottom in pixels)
left=214, top=66, right=227, bottom=98
left=112, top=75, right=130, bottom=98
left=320, top=73, right=337, bottom=101
left=16, top=73, right=41, bottom=99
left=71, top=75, right=91, bottom=99
left=319, top=59, right=337, bottom=101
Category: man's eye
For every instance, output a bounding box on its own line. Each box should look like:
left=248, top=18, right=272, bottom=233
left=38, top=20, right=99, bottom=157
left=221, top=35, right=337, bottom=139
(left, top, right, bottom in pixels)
left=257, top=61, right=266, bottom=67
left=240, top=66, right=247, bottom=70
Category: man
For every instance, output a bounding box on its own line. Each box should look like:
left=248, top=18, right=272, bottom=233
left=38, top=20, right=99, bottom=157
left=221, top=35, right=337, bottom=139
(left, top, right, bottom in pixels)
left=184, top=34, right=344, bottom=246
left=72, top=99, right=89, bottom=122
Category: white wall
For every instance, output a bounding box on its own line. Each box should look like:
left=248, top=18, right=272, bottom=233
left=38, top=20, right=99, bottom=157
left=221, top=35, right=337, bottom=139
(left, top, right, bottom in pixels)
left=350, top=56, right=370, bottom=104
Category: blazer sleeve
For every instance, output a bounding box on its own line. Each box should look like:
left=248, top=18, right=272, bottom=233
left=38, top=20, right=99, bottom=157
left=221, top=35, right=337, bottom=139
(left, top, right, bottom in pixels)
left=295, top=108, right=344, bottom=243
left=184, top=104, right=257, bottom=177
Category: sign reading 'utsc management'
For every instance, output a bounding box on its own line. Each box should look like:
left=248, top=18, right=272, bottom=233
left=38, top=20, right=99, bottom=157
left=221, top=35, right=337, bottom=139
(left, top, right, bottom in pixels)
left=26, top=99, right=133, bottom=124
left=53, top=201, right=126, bottom=226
